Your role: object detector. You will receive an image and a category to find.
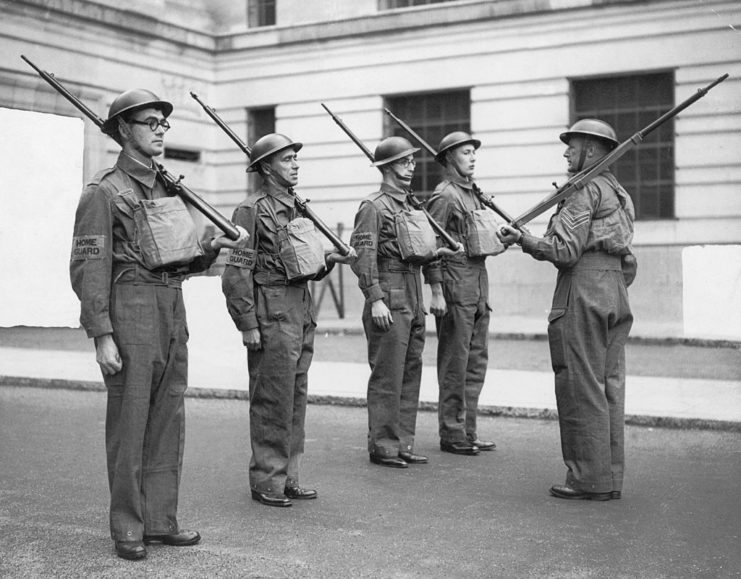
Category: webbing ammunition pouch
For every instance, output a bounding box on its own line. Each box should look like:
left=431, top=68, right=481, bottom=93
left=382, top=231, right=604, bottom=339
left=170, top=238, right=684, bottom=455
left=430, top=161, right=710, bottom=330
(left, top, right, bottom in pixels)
left=277, top=217, right=326, bottom=281
left=394, top=209, right=437, bottom=264
left=117, top=190, right=203, bottom=269
left=463, top=209, right=505, bottom=257
left=588, top=173, right=635, bottom=257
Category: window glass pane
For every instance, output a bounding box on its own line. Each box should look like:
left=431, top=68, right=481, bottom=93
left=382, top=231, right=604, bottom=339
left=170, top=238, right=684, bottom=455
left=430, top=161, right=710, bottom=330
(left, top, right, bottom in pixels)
left=384, top=89, right=470, bottom=198
left=248, top=0, right=276, bottom=27
left=247, top=106, right=276, bottom=190
left=572, top=72, right=674, bottom=220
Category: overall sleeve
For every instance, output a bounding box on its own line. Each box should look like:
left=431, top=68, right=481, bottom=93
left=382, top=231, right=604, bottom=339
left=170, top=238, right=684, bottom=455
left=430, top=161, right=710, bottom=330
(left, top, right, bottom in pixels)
left=188, top=223, right=221, bottom=274
left=222, top=203, right=259, bottom=331
left=349, top=200, right=385, bottom=303
left=69, top=183, right=114, bottom=338
left=422, top=184, right=454, bottom=285
left=519, top=183, right=599, bottom=268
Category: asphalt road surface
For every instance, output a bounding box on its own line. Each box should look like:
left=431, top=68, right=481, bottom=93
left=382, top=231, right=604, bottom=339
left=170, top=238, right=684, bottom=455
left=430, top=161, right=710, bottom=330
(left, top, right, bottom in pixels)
left=1, top=386, right=739, bottom=578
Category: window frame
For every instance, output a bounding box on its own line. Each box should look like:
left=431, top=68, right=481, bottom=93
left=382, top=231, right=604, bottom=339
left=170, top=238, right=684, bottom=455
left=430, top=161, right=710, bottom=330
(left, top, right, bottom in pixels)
left=570, top=71, right=676, bottom=221
left=383, top=88, right=472, bottom=198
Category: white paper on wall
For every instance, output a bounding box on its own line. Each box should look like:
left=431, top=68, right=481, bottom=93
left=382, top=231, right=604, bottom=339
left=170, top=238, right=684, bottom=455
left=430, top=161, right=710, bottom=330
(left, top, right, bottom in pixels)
left=0, top=108, right=83, bottom=327
left=683, top=245, right=741, bottom=340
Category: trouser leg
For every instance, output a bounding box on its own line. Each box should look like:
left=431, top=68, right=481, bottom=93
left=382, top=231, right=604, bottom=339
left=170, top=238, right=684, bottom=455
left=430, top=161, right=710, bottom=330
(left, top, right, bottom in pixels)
left=104, top=285, right=184, bottom=541
left=549, top=271, right=615, bottom=494
left=436, top=303, right=476, bottom=443
left=464, top=301, right=489, bottom=441
left=605, top=283, right=633, bottom=493
left=248, top=285, right=308, bottom=494
left=286, top=289, right=315, bottom=488
left=398, top=310, right=425, bottom=452
left=364, top=306, right=413, bottom=457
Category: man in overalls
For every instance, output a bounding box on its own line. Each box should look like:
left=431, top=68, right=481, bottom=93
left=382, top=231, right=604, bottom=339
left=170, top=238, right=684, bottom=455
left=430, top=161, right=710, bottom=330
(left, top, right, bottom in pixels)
left=70, top=89, right=249, bottom=560
left=222, top=134, right=354, bottom=506
left=498, top=119, right=637, bottom=501
left=350, top=136, right=460, bottom=468
left=424, top=132, right=503, bottom=456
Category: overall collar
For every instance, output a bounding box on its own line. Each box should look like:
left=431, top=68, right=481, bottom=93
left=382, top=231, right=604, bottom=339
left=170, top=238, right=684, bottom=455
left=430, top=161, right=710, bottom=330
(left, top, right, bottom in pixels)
left=444, top=166, right=474, bottom=190
left=117, top=152, right=158, bottom=190
left=263, top=179, right=296, bottom=208
left=380, top=182, right=409, bottom=203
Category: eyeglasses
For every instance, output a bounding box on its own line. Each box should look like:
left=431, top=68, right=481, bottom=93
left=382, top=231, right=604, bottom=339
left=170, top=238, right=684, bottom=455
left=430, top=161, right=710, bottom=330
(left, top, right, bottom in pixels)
left=129, top=117, right=171, bottom=132
left=395, top=158, right=416, bottom=168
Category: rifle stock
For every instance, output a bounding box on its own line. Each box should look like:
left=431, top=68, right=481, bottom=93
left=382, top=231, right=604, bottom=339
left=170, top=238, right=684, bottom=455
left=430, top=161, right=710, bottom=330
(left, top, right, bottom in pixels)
left=321, top=103, right=461, bottom=251
left=191, top=93, right=350, bottom=255
left=22, top=55, right=241, bottom=240
left=511, top=73, right=729, bottom=228
left=383, top=108, right=517, bottom=224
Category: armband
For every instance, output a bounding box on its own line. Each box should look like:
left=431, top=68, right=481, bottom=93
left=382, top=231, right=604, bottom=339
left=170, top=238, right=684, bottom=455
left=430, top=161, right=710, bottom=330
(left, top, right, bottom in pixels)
left=226, top=247, right=256, bottom=269
left=71, top=235, right=106, bottom=260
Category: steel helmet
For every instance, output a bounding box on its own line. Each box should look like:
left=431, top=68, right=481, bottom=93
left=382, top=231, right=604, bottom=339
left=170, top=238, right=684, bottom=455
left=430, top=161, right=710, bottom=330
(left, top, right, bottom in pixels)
left=371, top=136, right=419, bottom=167
left=102, top=89, right=173, bottom=135
left=248, top=133, right=303, bottom=172
left=435, top=131, right=481, bottom=163
left=559, top=119, right=618, bottom=150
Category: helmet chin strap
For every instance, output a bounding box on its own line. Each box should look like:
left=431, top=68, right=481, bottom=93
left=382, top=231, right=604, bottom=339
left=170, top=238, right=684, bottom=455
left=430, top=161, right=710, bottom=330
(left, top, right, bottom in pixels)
left=261, top=162, right=293, bottom=190
left=388, top=164, right=411, bottom=187
left=575, top=138, right=592, bottom=172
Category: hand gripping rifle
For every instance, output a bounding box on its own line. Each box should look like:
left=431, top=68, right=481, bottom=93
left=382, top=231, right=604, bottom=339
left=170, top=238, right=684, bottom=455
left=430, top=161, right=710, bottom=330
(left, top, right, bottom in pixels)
left=321, top=103, right=462, bottom=251
left=383, top=108, right=517, bottom=225
left=21, top=55, right=241, bottom=240
left=191, top=92, right=351, bottom=256
left=509, top=73, right=729, bottom=229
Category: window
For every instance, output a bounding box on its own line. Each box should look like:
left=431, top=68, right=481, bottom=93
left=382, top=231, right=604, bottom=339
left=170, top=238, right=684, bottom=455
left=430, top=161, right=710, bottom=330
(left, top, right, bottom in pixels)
left=247, top=0, right=276, bottom=27
left=164, top=147, right=200, bottom=162
left=247, top=106, right=276, bottom=189
left=572, top=72, right=675, bottom=220
left=379, top=0, right=456, bottom=9
left=384, top=90, right=471, bottom=198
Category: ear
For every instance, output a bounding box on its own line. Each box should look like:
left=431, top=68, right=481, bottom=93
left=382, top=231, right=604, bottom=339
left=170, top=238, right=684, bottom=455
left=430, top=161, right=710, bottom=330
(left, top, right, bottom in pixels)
left=117, top=117, right=132, bottom=143
left=585, top=140, right=598, bottom=158
left=258, top=160, right=272, bottom=176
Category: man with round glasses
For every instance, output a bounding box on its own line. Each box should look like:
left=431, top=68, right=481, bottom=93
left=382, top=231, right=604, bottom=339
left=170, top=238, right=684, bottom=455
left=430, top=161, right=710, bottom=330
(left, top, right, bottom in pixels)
left=350, top=136, right=460, bottom=468
left=70, top=88, right=249, bottom=560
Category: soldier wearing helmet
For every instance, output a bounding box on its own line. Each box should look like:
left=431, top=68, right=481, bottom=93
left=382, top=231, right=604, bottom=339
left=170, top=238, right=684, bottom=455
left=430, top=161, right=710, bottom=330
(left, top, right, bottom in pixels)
left=498, top=119, right=636, bottom=502
left=349, top=136, right=460, bottom=469
left=70, top=88, right=249, bottom=560
left=222, top=133, right=354, bottom=506
left=423, top=130, right=504, bottom=456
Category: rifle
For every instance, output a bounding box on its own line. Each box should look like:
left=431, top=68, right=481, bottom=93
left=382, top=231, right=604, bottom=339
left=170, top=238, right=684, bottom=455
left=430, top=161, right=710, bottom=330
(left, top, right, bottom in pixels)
left=21, top=55, right=241, bottom=240
left=510, top=73, right=729, bottom=228
left=191, top=92, right=351, bottom=256
left=321, top=103, right=462, bottom=251
left=383, top=108, right=516, bottom=225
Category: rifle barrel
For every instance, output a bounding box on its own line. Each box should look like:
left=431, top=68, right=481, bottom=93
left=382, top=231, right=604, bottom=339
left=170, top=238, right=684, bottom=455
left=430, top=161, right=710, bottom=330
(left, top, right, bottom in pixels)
left=21, top=55, right=106, bottom=127
left=322, top=103, right=461, bottom=251
left=511, top=73, right=729, bottom=228
left=321, top=103, right=376, bottom=162
left=190, top=92, right=252, bottom=156
left=384, top=107, right=517, bottom=224
left=22, top=55, right=240, bottom=240
left=190, top=95, right=349, bottom=254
